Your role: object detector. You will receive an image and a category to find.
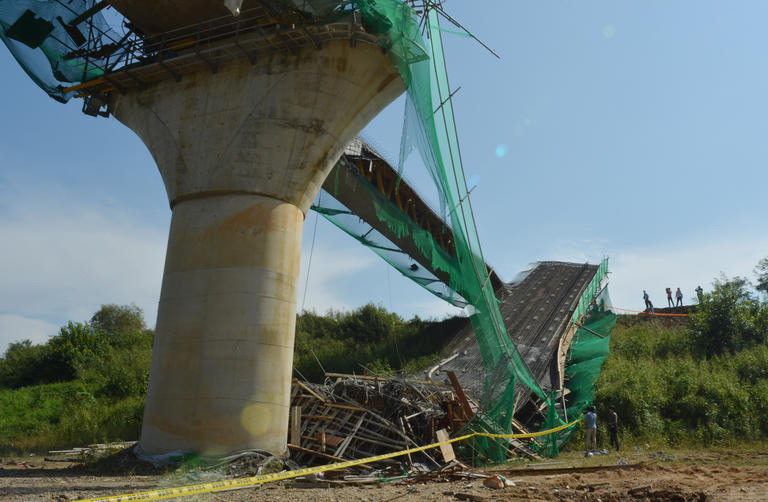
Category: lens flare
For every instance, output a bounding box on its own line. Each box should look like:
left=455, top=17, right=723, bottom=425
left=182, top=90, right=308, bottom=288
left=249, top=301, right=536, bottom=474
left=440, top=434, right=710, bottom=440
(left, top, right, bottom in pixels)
left=495, top=144, right=508, bottom=158
left=241, top=402, right=271, bottom=437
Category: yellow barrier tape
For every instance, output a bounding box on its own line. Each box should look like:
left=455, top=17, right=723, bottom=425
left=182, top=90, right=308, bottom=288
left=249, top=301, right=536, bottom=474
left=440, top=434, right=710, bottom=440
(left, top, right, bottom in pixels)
left=74, top=417, right=581, bottom=502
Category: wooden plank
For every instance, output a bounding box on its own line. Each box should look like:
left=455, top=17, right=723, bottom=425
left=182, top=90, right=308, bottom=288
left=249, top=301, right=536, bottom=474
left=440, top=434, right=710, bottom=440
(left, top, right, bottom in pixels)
left=435, top=428, right=456, bottom=463
left=286, top=444, right=372, bottom=470
left=325, top=402, right=367, bottom=412
left=296, top=381, right=326, bottom=403
left=303, top=403, right=335, bottom=441
left=290, top=406, right=302, bottom=446
left=399, top=418, right=413, bottom=467
left=324, top=372, right=450, bottom=388
left=333, top=415, right=365, bottom=457
left=314, top=432, right=344, bottom=448
left=301, top=415, right=335, bottom=421
left=446, top=371, right=474, bottom=420
left=510, top=418, right=543, bottom=449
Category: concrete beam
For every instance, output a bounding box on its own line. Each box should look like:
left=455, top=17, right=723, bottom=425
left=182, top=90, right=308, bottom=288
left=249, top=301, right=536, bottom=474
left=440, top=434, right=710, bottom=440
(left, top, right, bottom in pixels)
left=327, top=142, right=506, bottom=298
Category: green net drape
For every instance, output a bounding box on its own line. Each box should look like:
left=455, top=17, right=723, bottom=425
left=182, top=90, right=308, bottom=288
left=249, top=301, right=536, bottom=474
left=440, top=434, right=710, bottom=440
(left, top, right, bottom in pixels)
left=0, top=1, right=125, bottom=101
left=314, top=2, right=618, bottom=461
left=348, top=1, right=551, bottom=462
left=533, top=287, right=616, bottom=457
left=2, top=0, right=617, bottom=461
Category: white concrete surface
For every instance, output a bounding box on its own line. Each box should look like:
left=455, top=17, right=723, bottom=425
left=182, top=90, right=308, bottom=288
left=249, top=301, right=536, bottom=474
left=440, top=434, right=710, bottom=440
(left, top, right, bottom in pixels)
left=112, top=40, right=404, bottom=455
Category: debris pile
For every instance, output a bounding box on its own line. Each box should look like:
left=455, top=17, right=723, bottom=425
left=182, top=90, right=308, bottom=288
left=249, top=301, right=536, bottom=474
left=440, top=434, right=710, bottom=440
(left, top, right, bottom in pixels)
left=288, top=373, right=541, bottom=468
left=288, top=374, right=470, bottom=467
left=46, top=442, right=138, bottom=461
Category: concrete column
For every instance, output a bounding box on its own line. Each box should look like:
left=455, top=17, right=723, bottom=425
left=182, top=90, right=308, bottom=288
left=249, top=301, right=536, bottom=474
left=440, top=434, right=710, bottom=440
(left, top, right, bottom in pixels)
left=112, top=40, right=403, bottom=455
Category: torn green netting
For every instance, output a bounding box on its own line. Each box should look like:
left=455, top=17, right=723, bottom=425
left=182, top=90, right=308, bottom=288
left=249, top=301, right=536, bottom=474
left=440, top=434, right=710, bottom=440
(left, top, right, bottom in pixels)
left=0, top=1, right=126, bottom=101
left=532, top=288, right=616, bottom=457
left=572, top=259, right=609, bottom=325
left=2, top=0, right=616, bottom=462
left=312, top=182, right=469, bottom=308
left=345, top=1, right=558, bottom=462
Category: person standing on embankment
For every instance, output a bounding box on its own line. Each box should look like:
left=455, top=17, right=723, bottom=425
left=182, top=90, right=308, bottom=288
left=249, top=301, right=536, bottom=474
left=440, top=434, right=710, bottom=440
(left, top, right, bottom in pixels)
left=643, top=290, right=655, bottom=314
left=608, top=406, right=619, bottom=451
left=585, top=406, right=597, bottom=452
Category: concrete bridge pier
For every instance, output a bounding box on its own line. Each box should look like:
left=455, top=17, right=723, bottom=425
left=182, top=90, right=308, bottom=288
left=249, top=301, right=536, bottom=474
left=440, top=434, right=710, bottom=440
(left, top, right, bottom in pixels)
left=111, top=40, right=403, bottom=456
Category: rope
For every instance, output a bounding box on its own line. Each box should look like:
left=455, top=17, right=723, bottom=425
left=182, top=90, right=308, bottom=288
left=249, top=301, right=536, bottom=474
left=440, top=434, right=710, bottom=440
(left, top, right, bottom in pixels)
left=301, top=193, right=322, bottom=311
left=611, top=306, right=690, bottom=317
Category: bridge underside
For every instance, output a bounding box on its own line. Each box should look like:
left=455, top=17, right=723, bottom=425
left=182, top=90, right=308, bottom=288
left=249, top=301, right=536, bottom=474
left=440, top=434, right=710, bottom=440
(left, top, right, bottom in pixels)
left=318, top=139, right=504, bottom=307
left=109, top=1, right=341, bottom=36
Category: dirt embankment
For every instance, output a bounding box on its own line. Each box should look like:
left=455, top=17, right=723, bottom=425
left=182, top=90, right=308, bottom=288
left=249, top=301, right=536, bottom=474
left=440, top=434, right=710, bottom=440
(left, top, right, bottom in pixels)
left=2, top=449, right=768, bottom=501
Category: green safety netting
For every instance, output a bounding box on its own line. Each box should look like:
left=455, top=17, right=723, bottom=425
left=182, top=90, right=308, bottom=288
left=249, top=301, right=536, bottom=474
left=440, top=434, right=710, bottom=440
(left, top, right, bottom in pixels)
left=312, top=1, right=618, bottom=461
left=0, top=0, right=126, bottom=101
left=312, top=170, right=470, bottom=308
left=534, top=287, right=616, bottom=457
left=2, top=0, right=617, bottom=461
left=316, top=0, right=559, bottom=462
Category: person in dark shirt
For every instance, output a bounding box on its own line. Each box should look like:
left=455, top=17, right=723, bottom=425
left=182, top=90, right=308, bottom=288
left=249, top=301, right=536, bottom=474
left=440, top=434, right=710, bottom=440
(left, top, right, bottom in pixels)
left=643, top=290, right=655, bottom=314
left=666, top=287, right=674, bottom=307
left=608, top=406, right=619, bottom=451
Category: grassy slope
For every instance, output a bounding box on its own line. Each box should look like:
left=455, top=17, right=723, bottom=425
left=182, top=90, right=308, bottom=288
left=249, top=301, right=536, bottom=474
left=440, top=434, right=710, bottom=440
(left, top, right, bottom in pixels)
left=0, top=381, right=144, bottom=453
left=5, top=310, right=768, bottom=454
left=0, top=305, right=461, bottom=454
left=591, top=315, right=768, bottom=447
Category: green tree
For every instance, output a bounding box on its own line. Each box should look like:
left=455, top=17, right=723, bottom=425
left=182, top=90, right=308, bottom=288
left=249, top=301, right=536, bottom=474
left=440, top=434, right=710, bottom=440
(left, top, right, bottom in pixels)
left=47, top=322, right=111, bottom=380
left=689, top=276, right=768, bottom=356
left=339, top=304, right=399, bottom=345
left=90, top=304, right=146, bottom=337
left=0, top=340, right=51, bottom=388
left=755, top=257, right=768, bottom=295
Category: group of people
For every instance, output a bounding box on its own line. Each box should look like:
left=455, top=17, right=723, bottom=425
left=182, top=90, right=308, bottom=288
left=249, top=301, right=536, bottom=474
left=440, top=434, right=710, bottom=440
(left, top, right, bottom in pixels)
left=584, top=405, right=619, bottom=453
left=642, top=285, right=704, bottom=313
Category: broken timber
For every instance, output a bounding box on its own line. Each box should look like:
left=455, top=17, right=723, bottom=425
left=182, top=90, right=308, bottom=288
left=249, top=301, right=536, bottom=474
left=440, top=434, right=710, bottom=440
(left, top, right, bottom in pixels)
left=289, top=375, right=543, bottom=467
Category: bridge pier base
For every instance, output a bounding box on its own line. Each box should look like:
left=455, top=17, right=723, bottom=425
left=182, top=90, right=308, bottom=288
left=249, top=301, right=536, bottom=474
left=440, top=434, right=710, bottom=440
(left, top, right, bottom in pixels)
left=112, top=40, right=403, bottom=456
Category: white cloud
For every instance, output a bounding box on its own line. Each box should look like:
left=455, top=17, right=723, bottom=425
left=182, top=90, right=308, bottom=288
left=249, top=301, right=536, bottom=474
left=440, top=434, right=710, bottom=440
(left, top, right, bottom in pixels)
left=0, top=177, right=167, bottom=349
left=297, top=242, right=377, bottom=314
left=0, top=314, right=58, bottom=354
left=0, top=175, right=460, bottom=358
left=609, top=232, right=768, bottom=312
left=519, top=229, right=768, bottom=315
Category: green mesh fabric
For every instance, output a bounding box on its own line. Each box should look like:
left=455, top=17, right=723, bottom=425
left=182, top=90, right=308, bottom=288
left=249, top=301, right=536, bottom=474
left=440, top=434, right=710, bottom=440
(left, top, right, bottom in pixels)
left=314, top=2, right=618, bottom=461
left=2, top=0, right=616, bottom=461
left=532, top=288, right=616, bottom=457
left=572, top=259, right=609, bottom=325
left=0, top=1, right=122, bottom=101
left=337, top=2, right=548, bottom=462
left=312, top=181, right=470, bottom=308
left=564, top=308, right=616, bottom=418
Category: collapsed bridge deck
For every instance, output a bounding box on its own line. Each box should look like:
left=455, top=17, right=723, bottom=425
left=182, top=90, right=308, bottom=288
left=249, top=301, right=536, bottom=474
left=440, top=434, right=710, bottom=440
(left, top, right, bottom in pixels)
left=426, top=261, right=603, bottom=429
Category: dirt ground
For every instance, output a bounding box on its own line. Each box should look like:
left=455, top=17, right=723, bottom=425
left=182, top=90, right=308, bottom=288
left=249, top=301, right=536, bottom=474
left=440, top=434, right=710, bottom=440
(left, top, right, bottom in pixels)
left=2, top=449, right=768, bottom=502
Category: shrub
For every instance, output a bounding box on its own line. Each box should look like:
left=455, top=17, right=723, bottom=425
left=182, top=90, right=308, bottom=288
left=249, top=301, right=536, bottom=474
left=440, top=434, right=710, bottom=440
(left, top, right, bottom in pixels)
left=689, top=276, right=768, bottom=356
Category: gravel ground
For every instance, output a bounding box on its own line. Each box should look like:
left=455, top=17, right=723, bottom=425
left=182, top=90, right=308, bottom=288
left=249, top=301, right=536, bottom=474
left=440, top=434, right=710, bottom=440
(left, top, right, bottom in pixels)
left=2, top=449, right=768, bottom=501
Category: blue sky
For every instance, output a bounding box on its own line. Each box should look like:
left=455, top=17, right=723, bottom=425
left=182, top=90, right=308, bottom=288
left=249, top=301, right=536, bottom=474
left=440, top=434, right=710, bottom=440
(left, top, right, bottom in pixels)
left=2, top=1, right=768, bottom=351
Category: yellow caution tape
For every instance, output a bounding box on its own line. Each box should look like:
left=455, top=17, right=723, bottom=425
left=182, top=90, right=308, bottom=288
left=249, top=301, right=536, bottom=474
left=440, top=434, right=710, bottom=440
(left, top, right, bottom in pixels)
left=74, top=417, right=581, bottom=502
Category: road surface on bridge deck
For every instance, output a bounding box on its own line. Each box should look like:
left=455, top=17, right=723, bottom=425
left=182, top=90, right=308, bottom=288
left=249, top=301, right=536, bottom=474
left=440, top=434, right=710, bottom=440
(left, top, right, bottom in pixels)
left=427, top=261, right=600, bottom=428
